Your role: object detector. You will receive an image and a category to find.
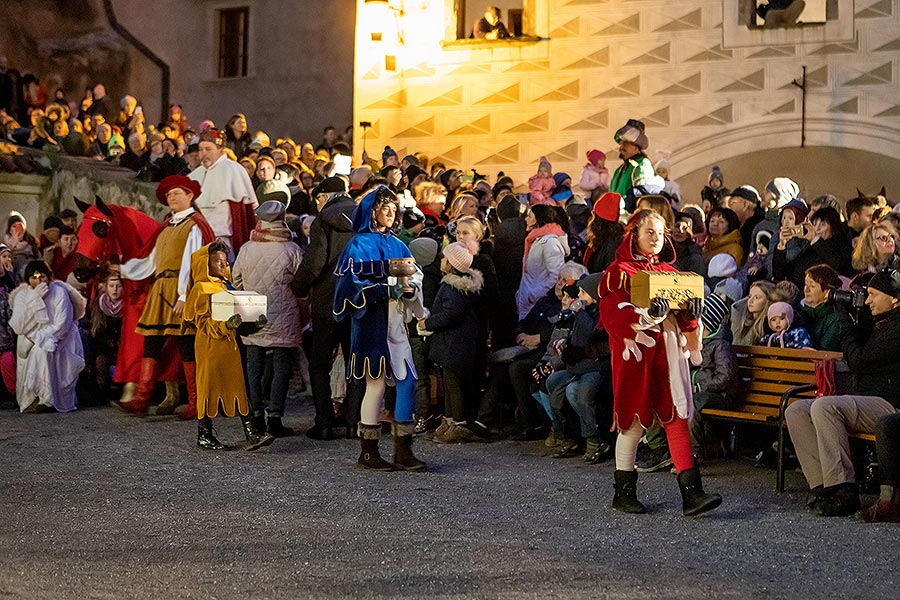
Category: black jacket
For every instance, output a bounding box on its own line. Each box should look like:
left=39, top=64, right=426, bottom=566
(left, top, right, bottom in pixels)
left=773, top=236, right=852, bottom=288
left=515, top=288, right=563, bottom=349
left=673, top=239, right=707, bottom=278
left=426, top=269, right=484, bottom=374
left=558, top=303, right=609, bottom=375
left=692, top=324, right=737, bottom=395
left=840, top=305, right=900, bottom=409
left=290, top=193, right=356, bottom=320
left=492, top=217, right=526, bottom=300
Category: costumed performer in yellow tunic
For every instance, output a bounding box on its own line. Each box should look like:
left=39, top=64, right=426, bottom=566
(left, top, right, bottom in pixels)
left=182, top=240, right=273, bottom=450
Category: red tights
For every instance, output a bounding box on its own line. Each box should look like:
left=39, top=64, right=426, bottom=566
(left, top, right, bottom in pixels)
left=663, top=417, right=695, bottom=473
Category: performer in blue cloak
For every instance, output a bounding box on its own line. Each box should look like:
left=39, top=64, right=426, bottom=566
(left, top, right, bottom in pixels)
left=334, top=185, right=429, bottom=471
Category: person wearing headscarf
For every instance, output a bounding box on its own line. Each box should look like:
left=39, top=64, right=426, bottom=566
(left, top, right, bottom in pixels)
left=9, top=260, right=85, bottom=412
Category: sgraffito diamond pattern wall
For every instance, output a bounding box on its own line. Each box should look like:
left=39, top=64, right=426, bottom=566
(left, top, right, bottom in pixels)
left=354, top=0, right=900, bottom=187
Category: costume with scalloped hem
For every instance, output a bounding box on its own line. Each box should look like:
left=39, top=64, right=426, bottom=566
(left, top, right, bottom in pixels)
left=333, top=189, right=418, bottom=385
left=182, top=243, right=250, bottom=419
left=597, top=228, right=701, bottom=432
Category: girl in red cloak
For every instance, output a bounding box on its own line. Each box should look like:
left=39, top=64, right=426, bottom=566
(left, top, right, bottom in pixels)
left=599, top=209, right=722, bottom=516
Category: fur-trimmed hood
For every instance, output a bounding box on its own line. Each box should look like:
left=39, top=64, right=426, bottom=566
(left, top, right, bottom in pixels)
left=441, top=268, right=484, bottom=294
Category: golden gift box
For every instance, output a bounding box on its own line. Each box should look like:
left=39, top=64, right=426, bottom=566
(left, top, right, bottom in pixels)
left=630, top=271, right=704, bottom=310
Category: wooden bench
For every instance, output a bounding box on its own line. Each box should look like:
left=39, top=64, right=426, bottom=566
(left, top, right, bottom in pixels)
left=698, top=345, right=871, bottom=492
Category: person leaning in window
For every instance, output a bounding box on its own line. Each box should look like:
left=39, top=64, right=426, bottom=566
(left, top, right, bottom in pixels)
left=473, top=7, right=510, bottom=40
left=785, top=265, right=900, bottom=517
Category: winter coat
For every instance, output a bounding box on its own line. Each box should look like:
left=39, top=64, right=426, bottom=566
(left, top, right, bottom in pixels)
left=730, top=297, right=768, bottom=346
left=516, top=232, right=569, bottom=319
left=584, top=228, right=624, bottom=275
left=578, top=163, right=610, bottom=193
left=233, top=236, right=304, bottom=348
left=472, top=251, right=499, bottom=321
left=598, top=230, right=701, bottom=431
left=692, top=323, right=736, bottom=395
left=760, top=326, right=813, bottom=349
left=558, top=303, right=609, bottom=376
left=425, top=269, right=484, bottom=375
left=839, top=305, right=900, bottom=409
left=673, top=239, right=707, bottom=278
left=799, top=301, right=843, bottom=351
left=493, top=217, right=526, bottom=301
left=9, top=281, right=86, bottom=412
left=290, top=193, right=356, bottom=320
left=739, top=208, right=766, bottom=258
left=528, top=174, right=556, bottom=206
left=772, top=235, right=852, bottom=289
left=515, top=288, right=563, bottom=348
left=703, top=230, right=745, bottom=268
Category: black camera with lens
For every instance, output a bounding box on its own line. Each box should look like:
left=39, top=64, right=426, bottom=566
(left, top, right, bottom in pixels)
left=829, top=286, right=868, bottom=308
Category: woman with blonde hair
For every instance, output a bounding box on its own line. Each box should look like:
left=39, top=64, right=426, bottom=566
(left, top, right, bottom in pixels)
left=415, top=181, right=447, bottom=225
left=447, top=192, right=479, bottom=223
left=731, top=280, right=779, bottom=346
left=851, top=221, right=899, bottom=275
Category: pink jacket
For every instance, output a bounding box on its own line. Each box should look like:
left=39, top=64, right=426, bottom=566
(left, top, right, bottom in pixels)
left=528, top=174, right=556, bottom=205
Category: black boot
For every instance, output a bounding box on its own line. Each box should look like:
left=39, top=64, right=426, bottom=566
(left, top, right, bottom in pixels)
left=814, top=482, right=860, bottom=517
left=393, top=422, right=426, bottom=472
left=266, top=416, right=295, bottom=438
left=197, top=417, right=226, bottom=450
left=612, top=470, right=646, bottom=514
left=677, top=467, right=722, bottom=516
left=358, top=423, right=397, bottom=471
left=241, top=414, right=276, bottom=451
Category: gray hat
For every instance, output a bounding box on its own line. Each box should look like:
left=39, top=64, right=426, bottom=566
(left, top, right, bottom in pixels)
left=255, top=200, right=287, bottom=222
left=409, top=237, right=439, bottom=267
left=255, top=180, right=291, bottom=204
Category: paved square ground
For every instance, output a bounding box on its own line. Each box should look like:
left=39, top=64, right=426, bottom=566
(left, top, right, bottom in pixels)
left=1, top=402, right=898, bottom=599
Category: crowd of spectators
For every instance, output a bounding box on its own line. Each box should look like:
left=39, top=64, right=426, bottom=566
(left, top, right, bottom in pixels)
left=2, top=60, right=900, bottom=522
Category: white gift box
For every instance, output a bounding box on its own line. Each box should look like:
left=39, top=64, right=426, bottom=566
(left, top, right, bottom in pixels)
left=211, top=290, right=268, bottom=322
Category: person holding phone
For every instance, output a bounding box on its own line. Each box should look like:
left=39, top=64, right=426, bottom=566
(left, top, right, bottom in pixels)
left=773, top=206, right=852, bottom=288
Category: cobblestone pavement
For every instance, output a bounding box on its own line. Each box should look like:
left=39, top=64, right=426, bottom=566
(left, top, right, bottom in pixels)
left=1, top=401, right=898, bottom=600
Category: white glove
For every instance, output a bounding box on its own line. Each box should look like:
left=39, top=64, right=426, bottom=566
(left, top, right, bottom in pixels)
left=34, top=281, right=50, bottom=298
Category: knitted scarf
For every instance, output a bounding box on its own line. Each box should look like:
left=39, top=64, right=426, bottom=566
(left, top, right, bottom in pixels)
left=98, top=293, right=123, bottom=318
left=249, top=220, right=292, bottom=243
left=523, top=223, right=565, bottom=272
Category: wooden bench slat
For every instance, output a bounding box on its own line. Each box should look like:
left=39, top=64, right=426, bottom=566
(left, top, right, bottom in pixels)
left=735, top=345, right=843, bottom=360
left=737, top=370, right=817, bottom=385
left=850, top=432, right=876, bottom=442
left=744, top=357, right=819, bottom=372
left=744, top=380, right=816, bottom=395
left=701, top=409, right=777, bottom=422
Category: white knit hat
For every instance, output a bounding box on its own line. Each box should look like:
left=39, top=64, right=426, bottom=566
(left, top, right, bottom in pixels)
left=708, top=253, right=738, bottom=278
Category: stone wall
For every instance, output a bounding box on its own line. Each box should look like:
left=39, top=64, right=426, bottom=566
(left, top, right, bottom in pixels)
left=0, top=146, right=161, bottom=233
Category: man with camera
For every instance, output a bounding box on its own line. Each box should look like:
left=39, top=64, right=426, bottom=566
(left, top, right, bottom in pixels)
left=785, top=266, right=900, bottom=516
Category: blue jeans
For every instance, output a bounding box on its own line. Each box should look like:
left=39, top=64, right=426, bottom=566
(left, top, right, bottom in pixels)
left=546, top=369, right=604, bottom=438
left=246, top=346, right=297, bottom=418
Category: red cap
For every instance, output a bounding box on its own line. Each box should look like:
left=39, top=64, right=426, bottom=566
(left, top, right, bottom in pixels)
left=156, top=175, right=201, bottom=206
left=586, top=149, right=606, bottom=166
left=592, top=192, right=620, bottom=222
